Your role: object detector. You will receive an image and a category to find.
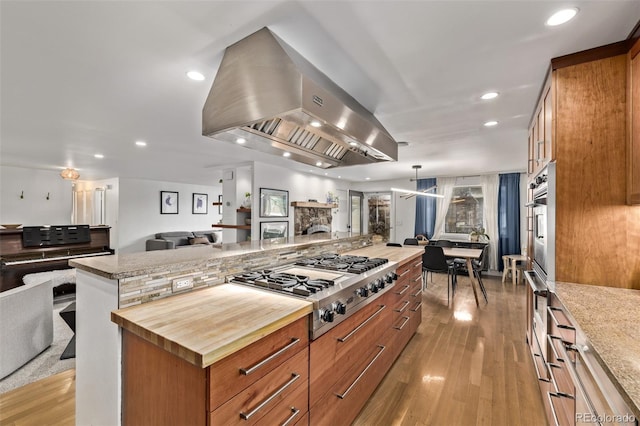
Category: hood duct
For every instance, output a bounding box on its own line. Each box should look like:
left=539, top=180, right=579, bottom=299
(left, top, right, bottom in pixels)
left=202, top=27, right=397, bottom=169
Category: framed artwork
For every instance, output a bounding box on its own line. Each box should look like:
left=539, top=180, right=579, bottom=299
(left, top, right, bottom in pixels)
left=192, top=193, right=208, bottom=214
left=160, top=191, right=179, bottom=214
left=218, top=194, right=223, bottom=214
left=259, top=188, right=289, bottom=217
left=260, top=221, right=289, bottom=240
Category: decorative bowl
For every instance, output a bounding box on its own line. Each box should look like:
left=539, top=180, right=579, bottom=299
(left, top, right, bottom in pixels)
left=1, top=224, right=22, bottom=229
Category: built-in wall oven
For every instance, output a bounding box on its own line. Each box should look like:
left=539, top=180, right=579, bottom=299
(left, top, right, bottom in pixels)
left=527, top=162, right=556, bottom=286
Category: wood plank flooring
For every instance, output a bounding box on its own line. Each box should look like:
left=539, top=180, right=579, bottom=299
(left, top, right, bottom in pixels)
left=353, top=273, right=547, bottom=426
left=0, top=273, right=546, bottom=426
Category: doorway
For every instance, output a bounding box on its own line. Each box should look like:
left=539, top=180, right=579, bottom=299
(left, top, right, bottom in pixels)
left=367, top=193, right=391, bottom=241
left=349, top=190, right=364, bottom=235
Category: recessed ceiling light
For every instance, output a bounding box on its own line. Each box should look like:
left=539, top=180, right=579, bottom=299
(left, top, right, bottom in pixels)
left=484, top=120, right=499, bottom=127
left=315, top=161, right=323, bottom=167
left=236, top=138, right=246, bottom=144
left=338, top=176, right=341, bottom=179
left=481, top=92, right=499, bottom=100
left=94, top=153, right=104, bottom=159
left=365, top=177, right=371, bottom=180
left=135, top=140, right=147, bottom=147
left=186, top=70, right=205, bottom=81
left=283, top=152, right=291, bottom=157
left=546, top=8, right=578, bottom=26
left=324, top=173, right=328, bottom=176
left=310, top=120, right=322, bottom=128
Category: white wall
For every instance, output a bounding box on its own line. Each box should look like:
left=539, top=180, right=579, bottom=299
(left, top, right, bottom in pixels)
left=118, top=178, right=222, bottom=253
left=252, top=163, right=349, bottom=240
left=73, top=178, right=120, bottom=249
left=0, top=166, right=73, bottom=226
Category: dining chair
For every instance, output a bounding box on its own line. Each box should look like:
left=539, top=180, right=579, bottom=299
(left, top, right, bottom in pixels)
left=403, top=238, right=419, bottom=245
left=422, top=245, right=456, bottom=303
left=386, top=242, right=402, bottom=247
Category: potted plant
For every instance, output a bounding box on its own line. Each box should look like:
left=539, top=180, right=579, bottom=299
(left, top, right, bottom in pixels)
left=241, top=192, right=251, bottom=208
left=469, top=227, right=489, bottom=242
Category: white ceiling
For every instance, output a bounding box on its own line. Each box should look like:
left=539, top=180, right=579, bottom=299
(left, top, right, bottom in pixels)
left=1, top=1, right=639, bottom=184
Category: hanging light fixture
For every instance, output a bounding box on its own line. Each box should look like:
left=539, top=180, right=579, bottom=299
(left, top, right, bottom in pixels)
left=391, top=165, right=443, bottom=198
left=60, top=168, right=80, bottom=180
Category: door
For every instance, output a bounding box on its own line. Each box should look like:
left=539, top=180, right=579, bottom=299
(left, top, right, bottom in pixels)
left=349, top=191, right=364, bottom=235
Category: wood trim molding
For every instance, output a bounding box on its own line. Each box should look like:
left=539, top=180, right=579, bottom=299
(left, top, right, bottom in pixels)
left=551, top=40, right=629, bottom=70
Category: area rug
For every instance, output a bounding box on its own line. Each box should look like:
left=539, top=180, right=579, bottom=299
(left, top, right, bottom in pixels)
left=0, top=297, right=75, bottom=394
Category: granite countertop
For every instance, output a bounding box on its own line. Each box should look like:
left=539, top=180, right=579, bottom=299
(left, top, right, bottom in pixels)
left=111, top=283, right=313, bottom=368
left=554, top=282, right=640, bottom=417
left=70, top=232, right=363, bottom=279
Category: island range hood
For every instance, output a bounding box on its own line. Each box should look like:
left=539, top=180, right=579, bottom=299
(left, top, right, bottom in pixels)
left=202, top=27, right=397, bottom=169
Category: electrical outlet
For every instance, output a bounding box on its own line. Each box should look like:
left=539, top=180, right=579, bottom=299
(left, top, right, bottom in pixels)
left=172, top=278, right=193, bottom=292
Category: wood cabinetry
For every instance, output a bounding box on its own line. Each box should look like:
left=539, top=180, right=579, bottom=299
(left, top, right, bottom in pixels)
left=122, top=316, right=309, bottom=425
left=308, top=253, right=423, bottom=426
left=528, top=71, right=554, bottom=176
left=527, top=43, right=640, bottom=289
left=628, top=37, right=640, bottom=204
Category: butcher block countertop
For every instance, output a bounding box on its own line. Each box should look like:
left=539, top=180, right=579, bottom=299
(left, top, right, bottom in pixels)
left=555, top=282, right=640, bottom=417
left=111, top=283, right=312, bottom=368
left=343, top=244, right=424, bottom=264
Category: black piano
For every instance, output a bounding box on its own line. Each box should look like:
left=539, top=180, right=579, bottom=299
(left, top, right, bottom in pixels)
left=0, top=225, right=113, bottom=292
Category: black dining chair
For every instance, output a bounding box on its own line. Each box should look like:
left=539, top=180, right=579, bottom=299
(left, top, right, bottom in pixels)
left=403, top=238, right=419, bottom=245
left=386, top=242, right=402, bottom=247
left=422, top=245, right=456, bottom=304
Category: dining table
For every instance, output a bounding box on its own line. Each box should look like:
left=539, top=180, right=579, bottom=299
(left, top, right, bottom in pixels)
left=442, top=247, right=483, bottom=306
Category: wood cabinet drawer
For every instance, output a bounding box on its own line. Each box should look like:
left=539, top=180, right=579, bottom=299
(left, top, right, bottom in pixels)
left=409, top=300, right=422, bottom=336
left=392, top=295, right=411, bottom=323
left=309, top=295, right=391, bottom=402
left=208, top=316, right=308, bottom=411
left=547, top=306, right=575, bottom=345
left=310, top=342, right=392, bottom=426
left=209, top=349, right=308, bottom=425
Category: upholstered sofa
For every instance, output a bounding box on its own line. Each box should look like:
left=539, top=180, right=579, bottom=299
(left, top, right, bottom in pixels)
left=0, top=277, right=53, bottom=379
left=145, top=231, right=221, bottom=251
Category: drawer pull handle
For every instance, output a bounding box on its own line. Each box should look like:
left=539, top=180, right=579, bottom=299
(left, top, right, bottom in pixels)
left=411, top=289, right=422, bottom=298
left=239, top=373, right=300, bottom=420
left=399, top=269, right=411, bottom=277
left=335, top=345, right=385, bottom=399
left=547, top=335, right=564, bottom=363
left=547, top=307, right=575, bottom=330
left=532, top=352, right=550, bottom=383
left=394, top=300, right=410, bottom=313
left=414, top=275, right=422, bottom=283
left=338, top=305, right=386, bottom=343
left=413, top=260, right=423, bottom=268
left=281, top=407, right=301, bottom=426
left=410, top=302, right=422, bottom=312
left=239, top=338, right=301, bottom=375
left=547, top=362, right=574, bottom=398
left=547, top=392, right=561, bottom=426
left=393, top=316, right=410, bottom=330
left=394, top=285, right=410, bottom=295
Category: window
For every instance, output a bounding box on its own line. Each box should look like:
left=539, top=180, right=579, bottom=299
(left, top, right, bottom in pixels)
left=444, top=186, right=484, bottom=234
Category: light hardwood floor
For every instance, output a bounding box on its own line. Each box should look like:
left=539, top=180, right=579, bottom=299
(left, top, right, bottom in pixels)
left=354, top=273, right=547, bottom=426
left=0, top=273, right=546, bottom=426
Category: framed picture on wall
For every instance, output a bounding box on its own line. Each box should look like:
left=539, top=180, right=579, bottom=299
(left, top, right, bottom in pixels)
left=260, top=221, right=289, bottom=240
left=160, top=191, right=179, bottom=214
left=259, top=188, right=289, bottom=217
left=192, top=193, right=208, bottom=214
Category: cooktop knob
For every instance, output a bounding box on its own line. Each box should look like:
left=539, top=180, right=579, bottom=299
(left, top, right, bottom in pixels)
left=369, top=282, right=379, bottom=293
left=385, top=273, right=393, bottom=284
left=357, top=286, right=369, bottom=297
left=378, top=278, right=386, bottom=289
left=320, top=308, right=334, bottom=323
left=333, top=301, right=347, bottom=315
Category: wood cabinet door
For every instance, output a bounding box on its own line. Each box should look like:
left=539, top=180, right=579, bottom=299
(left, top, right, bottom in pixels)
left=629, top=40, right=640, bottom=204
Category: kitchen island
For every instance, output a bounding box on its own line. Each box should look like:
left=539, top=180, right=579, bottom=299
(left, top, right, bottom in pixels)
left=108, top=243, right=424, bottom=425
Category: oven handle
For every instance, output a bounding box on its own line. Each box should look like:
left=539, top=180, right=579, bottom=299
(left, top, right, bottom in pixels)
left=524, top=270, right=548, bottom=296
left=335, top=345, right=385, bottom=399
left=337, top=305, right=386, bottom=343
left=239, top=338, right=301, bottom=375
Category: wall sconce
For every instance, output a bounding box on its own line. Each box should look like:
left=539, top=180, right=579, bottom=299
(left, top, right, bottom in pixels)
left=46, top=192, right=50, bottom=200
left=60, top=168, right=80, bottom=180
left=20, top=191, right=24, bottom=199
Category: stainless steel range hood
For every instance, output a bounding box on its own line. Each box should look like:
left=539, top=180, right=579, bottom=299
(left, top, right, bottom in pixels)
left=202, top=27, right=397, bottom=169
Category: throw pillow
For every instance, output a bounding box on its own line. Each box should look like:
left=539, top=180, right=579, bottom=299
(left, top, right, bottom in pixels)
left=189, top=236, right=210, bottom=245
